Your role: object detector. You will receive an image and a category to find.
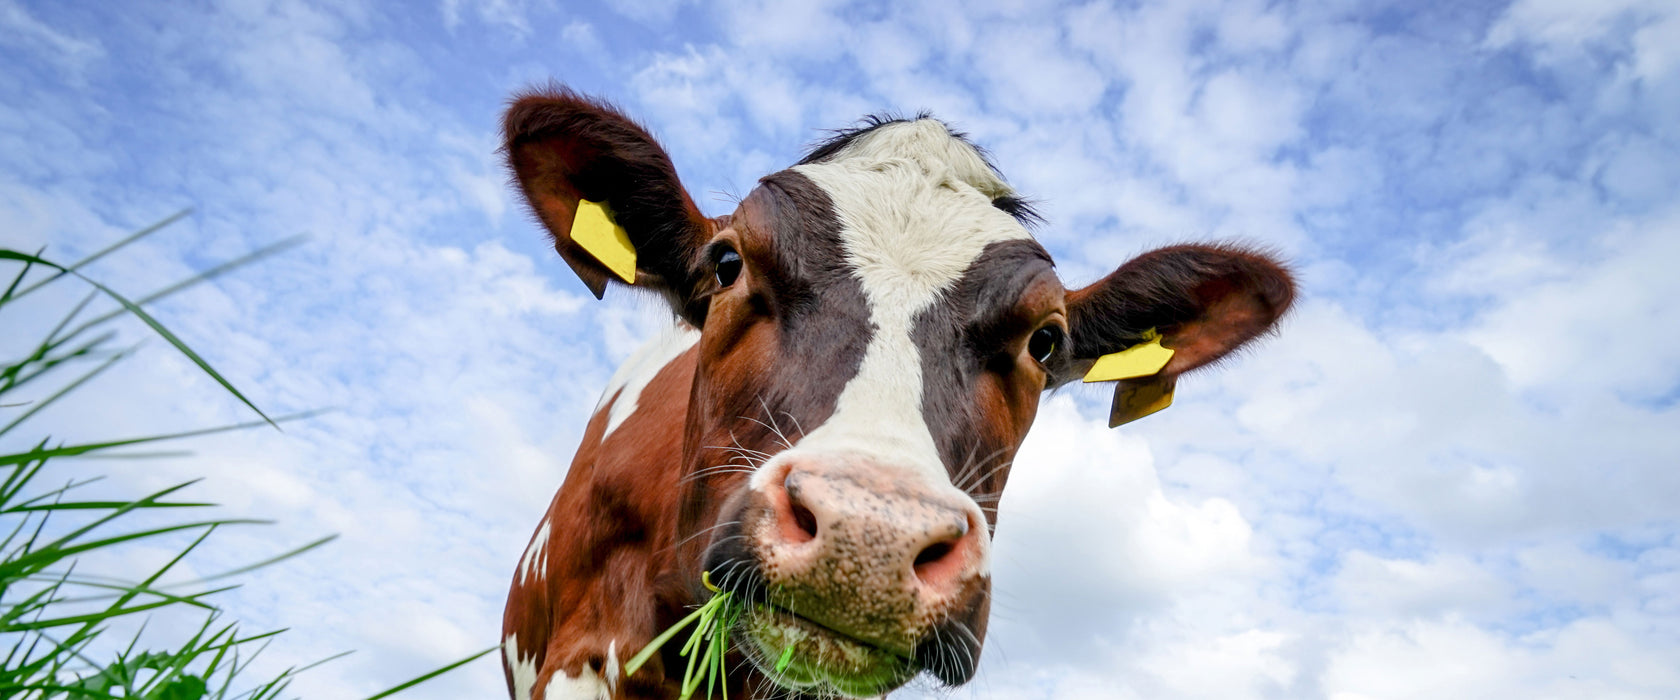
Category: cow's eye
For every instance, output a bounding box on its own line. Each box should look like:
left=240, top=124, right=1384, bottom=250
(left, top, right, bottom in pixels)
left=714, top=247, right=743, bottom=287
left=1028, top=326, right=1060, bottom=364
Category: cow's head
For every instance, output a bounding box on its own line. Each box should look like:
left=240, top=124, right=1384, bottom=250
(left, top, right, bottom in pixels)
left=505, top=88, right=1293, bottom=697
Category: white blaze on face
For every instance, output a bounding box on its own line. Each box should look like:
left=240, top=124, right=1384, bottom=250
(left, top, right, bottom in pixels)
left=777, top=119, right=1031, bottom=490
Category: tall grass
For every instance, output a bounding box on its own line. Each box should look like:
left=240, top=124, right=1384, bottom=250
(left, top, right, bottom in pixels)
left=0, top=214, right=492, bottom=698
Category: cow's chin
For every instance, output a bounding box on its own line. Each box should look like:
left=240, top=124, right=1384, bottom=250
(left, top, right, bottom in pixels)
left=736, top=604, right=917, bottom=697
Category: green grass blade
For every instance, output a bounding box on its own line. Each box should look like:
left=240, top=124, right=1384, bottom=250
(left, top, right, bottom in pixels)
left=0, top=409, right=326, bottom=467
left=2, top=479, right=203, bottom=573
left=681, top=624, right=702, bottom=700
left=18, top=576, right=230, bottom=608
left=5, top=474, right=106, bottom=510
left=8, top=209, right=191, bottom=301
left=624, top=603, right=712, bottom=676
left=359, top=646, right=496, bottom=700
left=0, top=347, right=131, bottom=438
left=1, top=330, right=117, bottom=397
left=707, top=618, right=723, bottom=700
left=681, top=601, right=719, bottom=656
left=0, top=436, right=52, bottom=502
left=29, top=289, right=99, bottom=357
left=288, top=648, right=353, bottom=675
left=0, top=682, right=123, bottom=698
left=64, top=236, right=307, bottom=337
left=42, top=289, right=100, bottom=346
left=1, top=598, right=188, bottom=632
left=718, top=622, right=730, bottom=700
left=0, top=249, right=274, bottom=427
left=196, top=534, right=336, bottom=582
left=0, top=569, right=74, bottom=626
left=2, top=518, right=270, bottom=580
left=6, top=500, right=216, bottom=513
left=775, top=643, right=795, bottom=673
left=66, top=450, right=197, bottom=460
left=0, top=226, right=383, bottom=698
left=0, top=254, right=36, bottom=305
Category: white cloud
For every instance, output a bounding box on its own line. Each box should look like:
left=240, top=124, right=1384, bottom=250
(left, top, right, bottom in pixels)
left=0, top=0, right=103, bottom=74
left=1333, top=552, right=1513, bottom=620
left=1323, top=617, right=1680, bottom=700
left=1488, top=0, right=1680, bottom=81
left=993, top=396, right=1258, bottom=622
left=441, top=0, right=539, bottom=38
left=975, top=22, right=1107, bottom=117
left=605, top=0, right=694, bottom=26
left=714, top=0, right=851, bottom=61
left=558, top=19, right=602, bottom=55
left=1460, top=206, right=1680, bottom=397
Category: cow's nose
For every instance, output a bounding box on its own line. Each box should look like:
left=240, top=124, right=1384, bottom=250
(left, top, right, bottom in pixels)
left=760, top=458, right=986, bottom=609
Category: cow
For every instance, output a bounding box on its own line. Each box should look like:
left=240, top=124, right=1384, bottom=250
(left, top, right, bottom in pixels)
left=499, top=86, right=1294, bottom=700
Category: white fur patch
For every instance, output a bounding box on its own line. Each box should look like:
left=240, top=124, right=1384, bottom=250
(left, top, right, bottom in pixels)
left=519, top=518, right=550, bottom=585
left=595, top=324, right=701, bottom=439
left=605, top=640, right=619, bottom=693
left=504, top=633, right=539, bottom=700
left=543, top=666, right=612, bottom=700
left=820, top=119, right=1015, bottom=201
left=783, top=119, right=1030, bottom=493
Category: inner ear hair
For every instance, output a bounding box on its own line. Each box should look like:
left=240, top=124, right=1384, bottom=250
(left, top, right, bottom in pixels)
left=1067, top=242, right=1295, bottom=377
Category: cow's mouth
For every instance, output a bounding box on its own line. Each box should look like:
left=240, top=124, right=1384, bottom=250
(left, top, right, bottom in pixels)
left=736, top=603, right=917, bottom=697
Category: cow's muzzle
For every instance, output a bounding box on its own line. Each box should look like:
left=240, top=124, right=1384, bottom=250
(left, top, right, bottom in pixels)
left=702, top=454, right=990, bottom=694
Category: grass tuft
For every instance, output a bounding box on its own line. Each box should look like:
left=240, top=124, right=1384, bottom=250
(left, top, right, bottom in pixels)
left=1, top=215, right=490, bottom=698
left=623, top=571, right=748, bottom=700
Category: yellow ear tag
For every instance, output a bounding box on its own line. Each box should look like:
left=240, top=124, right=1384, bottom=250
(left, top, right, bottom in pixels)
left=1109, top=376, right=1175, bottom=428
left=571, top=199, right=637, bottom=284
left=1082, top=329, right=1175, bottom=383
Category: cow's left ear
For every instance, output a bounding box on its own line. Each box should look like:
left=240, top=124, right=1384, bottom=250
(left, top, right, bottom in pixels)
left=503, top=86, right=715, bottom=324
left=1056, top=244, right=1295, bottom=425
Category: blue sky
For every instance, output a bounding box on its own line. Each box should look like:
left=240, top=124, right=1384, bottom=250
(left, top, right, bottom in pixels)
left=3, top=0, right=1678, bottom=697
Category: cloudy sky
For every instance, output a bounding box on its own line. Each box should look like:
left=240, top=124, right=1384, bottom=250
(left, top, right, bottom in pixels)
left=3, top=0, right=1678, bottom=697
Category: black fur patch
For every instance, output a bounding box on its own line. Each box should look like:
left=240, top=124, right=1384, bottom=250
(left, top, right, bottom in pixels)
left=912, top=239, right=1056, bottom=473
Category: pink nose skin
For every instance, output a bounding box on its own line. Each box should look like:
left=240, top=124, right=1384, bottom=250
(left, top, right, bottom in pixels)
left=752, top=457, right=987, bottom=646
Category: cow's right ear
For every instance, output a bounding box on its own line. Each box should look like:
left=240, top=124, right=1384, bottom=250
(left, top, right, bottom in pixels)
left=1057, top=244, right=1295, bottom=426
left=503, top=86, right=713, bottom=322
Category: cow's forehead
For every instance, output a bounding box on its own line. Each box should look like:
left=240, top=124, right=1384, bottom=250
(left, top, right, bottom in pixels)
left=787, top=119, right=1033, bottom=287
left=800, top=118, right=1017, bottom=200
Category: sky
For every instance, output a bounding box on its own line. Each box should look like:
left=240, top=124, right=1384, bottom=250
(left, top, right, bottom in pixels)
left=1, top=0, right=1678, bottom=698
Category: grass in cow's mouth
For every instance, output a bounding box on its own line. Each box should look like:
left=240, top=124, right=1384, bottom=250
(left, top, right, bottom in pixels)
left=624, top=571, right=750, bottom=700
left=622, top=569, right=918, bottom=698
left=741, top=604, right=916, bottom=696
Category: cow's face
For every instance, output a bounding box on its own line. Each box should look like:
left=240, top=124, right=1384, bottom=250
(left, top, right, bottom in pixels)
left=505, top=89, right=1293, bottom=697
left=685, top=126, right=1060, bottom=693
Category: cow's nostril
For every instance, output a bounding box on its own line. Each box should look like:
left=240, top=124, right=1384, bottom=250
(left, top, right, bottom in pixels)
left=912, top=536, right=967, bottom=588
left=914, top=540, right=954, bottom=571
left=781, top=473, right=819, bottom=542
left=790, top=498, right=818, bottom=540
left=913, top=513, right=975, bottom=589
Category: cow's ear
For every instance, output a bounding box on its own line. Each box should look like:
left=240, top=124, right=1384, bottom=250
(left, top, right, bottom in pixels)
left=1058, top=244, right=1295, bottom=425
left=504, top=86, right=713, bottom=322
